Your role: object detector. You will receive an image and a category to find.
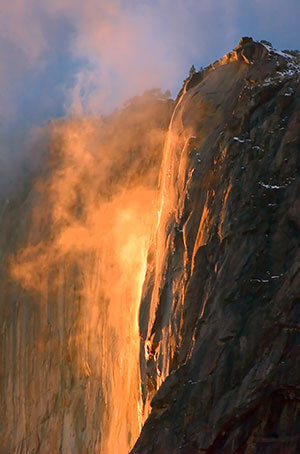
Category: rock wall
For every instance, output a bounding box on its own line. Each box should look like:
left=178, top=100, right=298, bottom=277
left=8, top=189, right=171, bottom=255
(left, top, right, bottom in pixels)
left=0, top=187, right=105, bottom=453
left=133, top=38, right=300, bottom=453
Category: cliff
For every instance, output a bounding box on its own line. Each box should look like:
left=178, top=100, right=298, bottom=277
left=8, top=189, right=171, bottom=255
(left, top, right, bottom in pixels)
left=0, top=38, right=299, bottom=454
left=133, top=38, right=300, bottom=453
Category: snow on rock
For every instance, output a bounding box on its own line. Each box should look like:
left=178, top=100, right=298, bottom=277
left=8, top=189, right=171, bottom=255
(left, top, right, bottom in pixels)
left=259, top=181, right=288, bottom=189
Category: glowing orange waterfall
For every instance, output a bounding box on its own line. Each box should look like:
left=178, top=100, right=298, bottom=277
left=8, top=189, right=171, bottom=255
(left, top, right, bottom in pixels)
left=142, top=76, right=194, bottom=398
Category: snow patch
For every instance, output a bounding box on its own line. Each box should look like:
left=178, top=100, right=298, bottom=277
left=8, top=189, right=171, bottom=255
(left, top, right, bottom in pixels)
left=261, top=43, right=293, bottom=60
left=259, top=181, right=287, bottom=189
left=252, top=145, right=263, bottom=151
left=284, top=87, right=294, bottom=97
left=233, top=137, right=245, bottom=143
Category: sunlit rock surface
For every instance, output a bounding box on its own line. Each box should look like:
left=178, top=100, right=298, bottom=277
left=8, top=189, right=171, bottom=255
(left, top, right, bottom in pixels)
left=133, top=38, right=300, bottom=453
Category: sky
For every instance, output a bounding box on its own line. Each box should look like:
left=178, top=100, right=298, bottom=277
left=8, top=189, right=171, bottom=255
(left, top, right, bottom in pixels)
left=0, top=0, right=299, bottom=160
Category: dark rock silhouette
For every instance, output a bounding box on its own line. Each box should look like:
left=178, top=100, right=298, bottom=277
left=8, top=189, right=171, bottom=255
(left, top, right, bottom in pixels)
left=133, top=38, right=300, bottom=454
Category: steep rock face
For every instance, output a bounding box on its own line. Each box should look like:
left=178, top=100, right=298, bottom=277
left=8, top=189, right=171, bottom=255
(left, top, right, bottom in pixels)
left=133, top=39, right=300, bottom=453
left=0, top=181, right=107, bottom=453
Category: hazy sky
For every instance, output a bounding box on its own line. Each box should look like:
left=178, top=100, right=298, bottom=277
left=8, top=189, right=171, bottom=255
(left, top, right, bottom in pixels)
left=0, top=0, right=299, bottom=140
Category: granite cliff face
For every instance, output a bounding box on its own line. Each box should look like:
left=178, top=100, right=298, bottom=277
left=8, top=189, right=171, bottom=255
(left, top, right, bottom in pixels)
left=0, top=38, right=299, bottom=454
left=133, top=38, right=300, bottom=453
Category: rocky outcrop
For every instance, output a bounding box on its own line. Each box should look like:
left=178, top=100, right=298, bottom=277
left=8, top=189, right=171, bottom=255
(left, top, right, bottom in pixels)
left=133, top=38, right=300, bottom=453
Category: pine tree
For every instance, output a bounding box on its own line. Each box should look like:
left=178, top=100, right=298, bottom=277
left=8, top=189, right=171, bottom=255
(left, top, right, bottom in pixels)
left=189, top=64, right=196, bottom=77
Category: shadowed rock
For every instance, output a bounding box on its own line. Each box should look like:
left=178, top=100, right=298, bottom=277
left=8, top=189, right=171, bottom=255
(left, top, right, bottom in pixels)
left=133, top=38, right=300, bottom=454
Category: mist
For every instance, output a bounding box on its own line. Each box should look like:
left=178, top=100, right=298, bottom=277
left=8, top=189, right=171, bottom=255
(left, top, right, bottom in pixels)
left=7, top=89, right=173, bottom=452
